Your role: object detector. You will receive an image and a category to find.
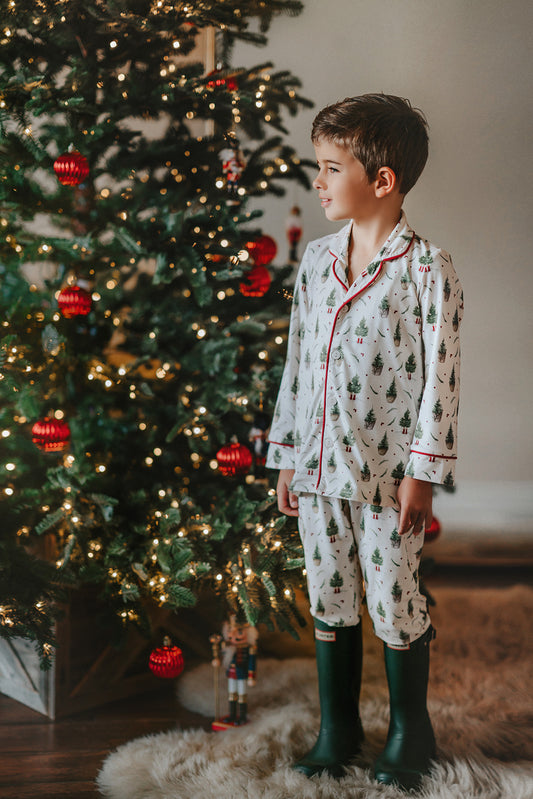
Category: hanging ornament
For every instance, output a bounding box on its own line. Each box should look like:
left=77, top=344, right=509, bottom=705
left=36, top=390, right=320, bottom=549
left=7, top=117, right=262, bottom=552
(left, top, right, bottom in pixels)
left=54, top=150, right=90, bottom=186
left=216, top=438, right=253, bottom=476
left=248, top=411, right=269, bottom=466
left=32, top=417, right=71, bottom=452
left=57, top=285, right=92, bottom=318
left=218, top=136, right=246, bottom=199
left=245, top=235, right=277, bottom=267
left=149, top=636, right=185, bottom=679
left=206, top=69, right=238, bottom=91
left=286, top=205, right=303, bottom=263
left=424, top=516, right=441, bottom=543
left=239, top=265, right=271, bottom=298
left=41, top=323, right=62, bottom=356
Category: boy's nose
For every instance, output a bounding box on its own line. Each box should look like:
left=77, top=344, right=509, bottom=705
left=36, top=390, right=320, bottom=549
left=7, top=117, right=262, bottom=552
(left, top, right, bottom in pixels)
left=313, top=174, right=324, bottom=190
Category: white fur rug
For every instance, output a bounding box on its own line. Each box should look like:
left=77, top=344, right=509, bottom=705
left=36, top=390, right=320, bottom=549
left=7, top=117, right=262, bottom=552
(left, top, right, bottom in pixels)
left=97, top=586, right=533, bottom=798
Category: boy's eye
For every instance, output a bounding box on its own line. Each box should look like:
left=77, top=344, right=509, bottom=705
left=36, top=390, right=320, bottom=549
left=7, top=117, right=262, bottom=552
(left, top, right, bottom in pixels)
left=328, top=167, right=339, bottom=174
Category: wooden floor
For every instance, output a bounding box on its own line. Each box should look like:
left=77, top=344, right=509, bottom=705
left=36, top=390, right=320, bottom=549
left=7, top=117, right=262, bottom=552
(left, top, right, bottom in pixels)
left=0, top=683, right=211, bottom=799
left=1, top=563, right=531, bottom=799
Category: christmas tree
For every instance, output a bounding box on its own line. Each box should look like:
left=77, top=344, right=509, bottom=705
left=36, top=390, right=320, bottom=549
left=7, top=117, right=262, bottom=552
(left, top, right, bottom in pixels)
left=0, top=0, right=314, bottom=666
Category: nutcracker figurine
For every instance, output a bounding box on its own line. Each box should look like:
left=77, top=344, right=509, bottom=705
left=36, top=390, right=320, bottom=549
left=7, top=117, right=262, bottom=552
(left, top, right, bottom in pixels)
left=218, top=136, right=246, bottom=199
left=211, top=616, right=258, bottom=730
left=286, top=205, right=303, bottom=263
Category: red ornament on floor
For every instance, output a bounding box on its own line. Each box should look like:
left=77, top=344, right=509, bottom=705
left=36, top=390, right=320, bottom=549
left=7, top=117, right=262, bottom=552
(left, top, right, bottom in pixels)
left=149, top=637, right=184, bottom=679
left=54, top=150, right=90, bottom=186
left=57, top=285, right=92, bottom=318
left=216, top=441, right=253, bottom=476
left=239, top=264, right=271, bottom=297
left=245, top=235, right=277, bottom=267
left=424, top=516, right=441, bottom=543
left=32, top=417, right=71, bottom=452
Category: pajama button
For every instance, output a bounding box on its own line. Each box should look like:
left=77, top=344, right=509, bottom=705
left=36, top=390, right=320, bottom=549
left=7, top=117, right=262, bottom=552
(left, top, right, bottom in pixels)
left=332, top=350, right=342, bottom=360
left=325, top=438, right=332, bottom=447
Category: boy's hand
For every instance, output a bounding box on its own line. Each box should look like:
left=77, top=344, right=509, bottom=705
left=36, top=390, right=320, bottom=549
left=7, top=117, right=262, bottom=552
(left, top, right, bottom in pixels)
left=397, top=476, right=433, bottom=535
left=277, top=469, right=299, bottom=516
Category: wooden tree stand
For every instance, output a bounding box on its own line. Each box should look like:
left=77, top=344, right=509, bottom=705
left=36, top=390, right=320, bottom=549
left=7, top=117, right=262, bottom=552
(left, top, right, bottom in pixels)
left=0, top=589, right=213, bottom=719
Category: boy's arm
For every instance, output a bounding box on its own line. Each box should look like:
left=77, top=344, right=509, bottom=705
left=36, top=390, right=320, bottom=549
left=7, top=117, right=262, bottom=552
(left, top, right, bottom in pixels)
left=405, top=249, right=463, bottom=489
left=265, top=247, right=309, bottom=473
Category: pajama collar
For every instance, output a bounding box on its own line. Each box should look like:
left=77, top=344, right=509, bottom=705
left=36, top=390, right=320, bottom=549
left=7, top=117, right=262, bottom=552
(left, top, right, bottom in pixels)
left=327, top=212, right=415, bottom=293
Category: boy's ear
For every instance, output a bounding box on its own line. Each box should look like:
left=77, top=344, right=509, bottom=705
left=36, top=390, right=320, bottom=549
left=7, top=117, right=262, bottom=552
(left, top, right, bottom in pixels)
left=374, top=166, right=397, bottom=198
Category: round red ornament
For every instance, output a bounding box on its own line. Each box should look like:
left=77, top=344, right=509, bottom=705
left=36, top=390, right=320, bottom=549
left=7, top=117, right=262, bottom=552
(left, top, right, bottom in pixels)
left=216, top=441, right=253, bottom=476
left=32, top=417, right=71, bottom=452
left=239, top=265, right=271, bottom=297
left=245, top=235, right=277, bottom=267
left=149, top=637, right=185, bottom=679
left=57, top=285, right=92, bottom=318
left=424, top=516, right=441, bottom=543
left=53, top=151, right=90, bottom=186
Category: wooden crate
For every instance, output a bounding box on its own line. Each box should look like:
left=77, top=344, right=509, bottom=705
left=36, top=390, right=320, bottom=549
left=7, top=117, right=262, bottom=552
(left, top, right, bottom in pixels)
left=0, top=589, right=213, bottom=719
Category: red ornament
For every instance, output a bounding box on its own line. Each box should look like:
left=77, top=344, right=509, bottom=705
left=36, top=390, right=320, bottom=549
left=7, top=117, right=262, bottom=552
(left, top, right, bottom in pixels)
left=245, top=235, right=277, bottom=267
left=53, top=151, right=90, bottom=186
left=239, top=265, right=271, bottom=297
left=57, top=285, right=92, bottom=318
left=216, top=441, right=253, bottom=476
left=424, top=516, right=441, bottom=543
left=206, top=69, right=238, bottom=91
left=32, top=417, right=71, bottom=452
left=149, top=637, right=185, bottom=679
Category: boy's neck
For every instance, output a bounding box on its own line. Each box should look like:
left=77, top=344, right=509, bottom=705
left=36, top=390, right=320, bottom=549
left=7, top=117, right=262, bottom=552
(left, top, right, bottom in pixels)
left=347, top=205, right=403, bottom=284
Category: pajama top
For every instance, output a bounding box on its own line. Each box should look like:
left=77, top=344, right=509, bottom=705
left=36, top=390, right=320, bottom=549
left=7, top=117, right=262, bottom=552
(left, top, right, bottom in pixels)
left=266, top=212, right=463, bottom=509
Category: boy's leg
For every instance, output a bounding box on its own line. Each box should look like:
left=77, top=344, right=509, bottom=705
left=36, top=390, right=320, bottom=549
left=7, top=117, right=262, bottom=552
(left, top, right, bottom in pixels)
left=357, top=504, right=436, bottom=790
left=293, top=494, right=364, bottom=777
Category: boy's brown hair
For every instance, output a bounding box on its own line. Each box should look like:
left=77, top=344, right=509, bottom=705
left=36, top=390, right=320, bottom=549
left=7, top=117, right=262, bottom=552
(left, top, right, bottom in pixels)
left=311, top=93, right=429, bottom=195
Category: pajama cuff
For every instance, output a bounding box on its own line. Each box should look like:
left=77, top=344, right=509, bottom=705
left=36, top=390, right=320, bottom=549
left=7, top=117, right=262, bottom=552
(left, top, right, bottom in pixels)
left=407, top=450, right=456, bottom=488
left=265, top=441, right=295, bottom=470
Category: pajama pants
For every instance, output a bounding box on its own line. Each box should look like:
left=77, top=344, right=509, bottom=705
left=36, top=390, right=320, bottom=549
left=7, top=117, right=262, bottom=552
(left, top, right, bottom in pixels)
left=298, top=493, right=431, bottom=649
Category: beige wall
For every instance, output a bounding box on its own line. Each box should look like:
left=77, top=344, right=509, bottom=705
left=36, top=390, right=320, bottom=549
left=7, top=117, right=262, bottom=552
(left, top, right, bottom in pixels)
left=234, top=0, right=533, bottom=503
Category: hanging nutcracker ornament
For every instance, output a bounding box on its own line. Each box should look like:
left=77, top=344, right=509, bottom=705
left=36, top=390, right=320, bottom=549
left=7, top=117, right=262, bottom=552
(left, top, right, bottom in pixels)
left=149, top=636, right=185, bottom=679
left=57, top=285, right=92, bottom=318
left=218, top=135, right=246, bottom=201
left=216, top=437, right=253, bottom=476
left=53, top=147, right=90, bottom=187
left=286, top=205, right=303, bottom=263
left=248, top=410, right=269, bottom=470
left=32, top=417, right=71, bottom=453
left=211, top=616, right=258, bottom=730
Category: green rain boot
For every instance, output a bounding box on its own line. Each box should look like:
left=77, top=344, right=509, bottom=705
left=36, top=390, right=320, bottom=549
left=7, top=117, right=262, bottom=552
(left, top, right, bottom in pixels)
left=293, top=619, right=364, bottom=778
left=374, top=626, right=436, bottom=791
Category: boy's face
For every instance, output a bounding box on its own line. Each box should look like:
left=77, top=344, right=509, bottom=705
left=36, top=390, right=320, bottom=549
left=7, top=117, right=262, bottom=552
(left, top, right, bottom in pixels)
left=313, top=139, right=376, bottom=223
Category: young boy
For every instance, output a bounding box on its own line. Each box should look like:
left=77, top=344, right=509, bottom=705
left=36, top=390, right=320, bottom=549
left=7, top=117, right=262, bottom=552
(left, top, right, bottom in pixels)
left=266, top=94, right=463, bottom=791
